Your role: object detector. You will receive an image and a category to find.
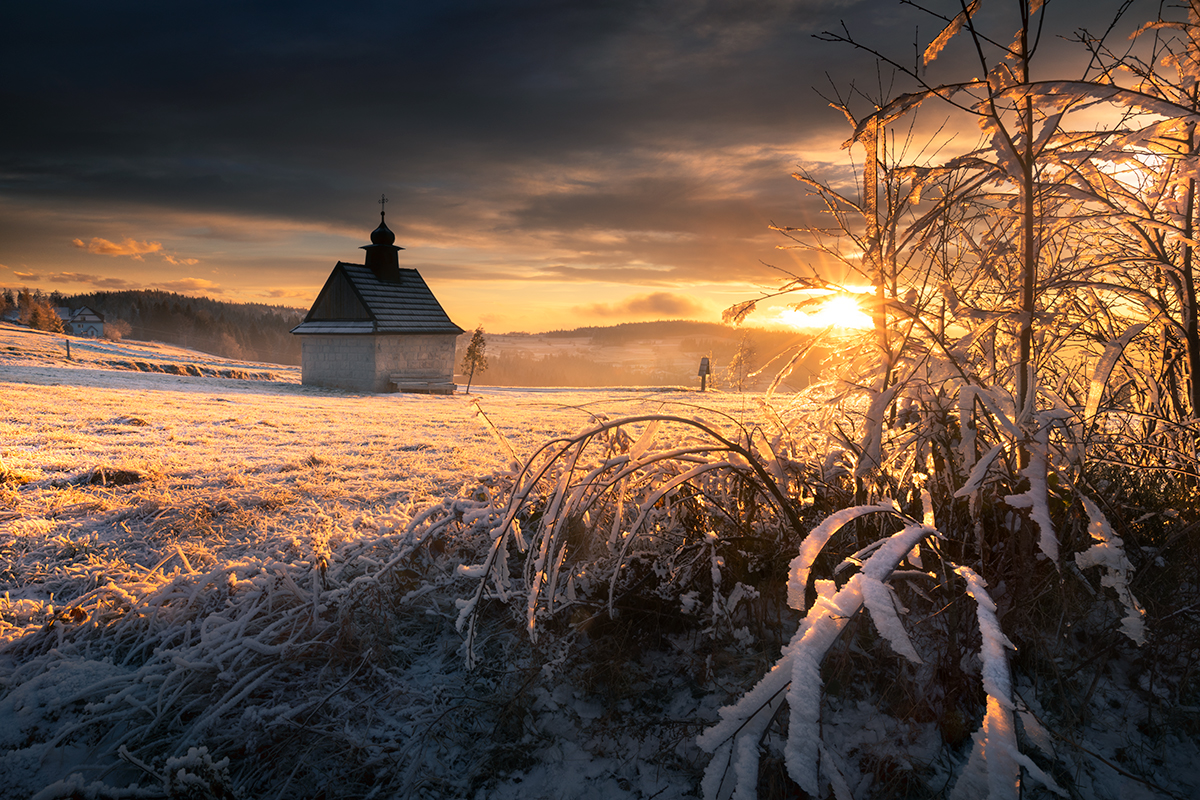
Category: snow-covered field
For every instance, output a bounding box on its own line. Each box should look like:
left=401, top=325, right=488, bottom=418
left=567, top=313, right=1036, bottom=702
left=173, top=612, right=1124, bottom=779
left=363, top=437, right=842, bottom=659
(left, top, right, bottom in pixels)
left=0, top=325, right=788, bottom=798
left=2, top=323, right=1198, bottom=800
left=0, top=323, right=293, bottom=382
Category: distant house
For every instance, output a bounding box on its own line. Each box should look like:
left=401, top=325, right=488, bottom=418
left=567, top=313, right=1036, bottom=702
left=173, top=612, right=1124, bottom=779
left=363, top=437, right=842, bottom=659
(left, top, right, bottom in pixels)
left=67, top=306, right=105, bottom=337
left=291, top=209, right=463, bottom=393
left=54, top=305, right=106, bottom=337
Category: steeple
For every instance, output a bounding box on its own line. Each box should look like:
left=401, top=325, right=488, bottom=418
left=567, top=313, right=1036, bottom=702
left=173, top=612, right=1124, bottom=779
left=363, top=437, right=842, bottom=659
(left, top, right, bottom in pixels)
left=361, top=193, right=404, bottom=281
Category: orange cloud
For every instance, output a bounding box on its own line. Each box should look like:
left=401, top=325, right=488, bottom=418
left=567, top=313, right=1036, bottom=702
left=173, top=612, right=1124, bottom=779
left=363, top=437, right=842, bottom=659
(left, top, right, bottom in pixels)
left=162, top=254, right=200, bottom=266
left=3, top=270, right=136, bottom=289
left=73, top=237, right=163, bottom=259
left=260, top=288, right=311, bottom=301
left=575, top=291, right=706, bottom=319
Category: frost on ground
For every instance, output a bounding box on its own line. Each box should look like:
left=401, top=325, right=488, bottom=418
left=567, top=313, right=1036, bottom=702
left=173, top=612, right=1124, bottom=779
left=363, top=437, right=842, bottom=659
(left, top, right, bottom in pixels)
left=1, top=326, right=1198, bottom=799
left=0, top=334, right=770, bottom=799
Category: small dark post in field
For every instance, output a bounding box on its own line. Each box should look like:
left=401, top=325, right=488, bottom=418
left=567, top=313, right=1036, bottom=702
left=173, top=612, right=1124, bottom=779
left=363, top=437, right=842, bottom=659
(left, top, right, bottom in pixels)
left=698, top=356, right=710, bottom=391
left=65, top=340, right=71, bottom=361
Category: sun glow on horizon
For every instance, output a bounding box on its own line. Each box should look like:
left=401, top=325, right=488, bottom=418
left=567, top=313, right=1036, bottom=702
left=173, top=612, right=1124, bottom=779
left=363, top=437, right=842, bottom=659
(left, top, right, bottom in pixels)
left=767, top=293, right=874, bottom=330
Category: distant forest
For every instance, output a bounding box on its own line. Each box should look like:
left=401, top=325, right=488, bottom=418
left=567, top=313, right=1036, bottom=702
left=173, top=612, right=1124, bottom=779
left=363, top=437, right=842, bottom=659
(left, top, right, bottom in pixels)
left=15, top=289, right=306, bottom=365
left=540, top=320, right=744, bottom=342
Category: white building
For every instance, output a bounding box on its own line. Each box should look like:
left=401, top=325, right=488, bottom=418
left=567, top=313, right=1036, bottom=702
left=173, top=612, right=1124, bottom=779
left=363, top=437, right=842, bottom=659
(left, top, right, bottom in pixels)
left=54, top=305, right=106, bottom=337
left=68, top=306, right=105, bottom=337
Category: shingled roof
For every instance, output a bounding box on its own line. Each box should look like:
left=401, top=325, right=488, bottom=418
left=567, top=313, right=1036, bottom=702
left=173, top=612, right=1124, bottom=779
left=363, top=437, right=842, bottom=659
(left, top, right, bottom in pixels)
left=291, top=261, right=463, bottom=335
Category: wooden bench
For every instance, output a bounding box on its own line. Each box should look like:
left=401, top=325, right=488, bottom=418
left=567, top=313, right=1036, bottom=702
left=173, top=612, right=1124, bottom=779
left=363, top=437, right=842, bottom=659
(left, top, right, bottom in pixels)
left=389, top=376, right=457, bottom=395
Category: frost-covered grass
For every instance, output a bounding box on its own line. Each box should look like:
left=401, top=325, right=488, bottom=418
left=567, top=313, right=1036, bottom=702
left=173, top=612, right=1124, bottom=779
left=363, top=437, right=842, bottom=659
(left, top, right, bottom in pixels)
left=2, top=326, right=1199, bottom=800
left=0, top=331, right=791, bottom=798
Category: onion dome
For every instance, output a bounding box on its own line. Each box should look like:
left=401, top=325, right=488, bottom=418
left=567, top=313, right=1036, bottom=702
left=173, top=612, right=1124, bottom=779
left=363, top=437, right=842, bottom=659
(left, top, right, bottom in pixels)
left=362, top=195, right=404, bottom=281
left=371, top=216, right=396, bottom=245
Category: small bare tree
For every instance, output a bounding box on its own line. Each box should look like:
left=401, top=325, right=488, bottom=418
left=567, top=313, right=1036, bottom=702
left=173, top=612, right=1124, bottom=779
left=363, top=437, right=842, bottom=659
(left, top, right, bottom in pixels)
left=460, top=325, right=488, bottom=394
left=725, top=333, right=756, bottom=391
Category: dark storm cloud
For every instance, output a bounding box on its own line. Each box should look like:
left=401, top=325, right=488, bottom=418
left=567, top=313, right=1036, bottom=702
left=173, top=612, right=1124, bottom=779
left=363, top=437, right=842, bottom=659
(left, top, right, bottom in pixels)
left=0, top=0, right=1134, bottom=313
left=0, top=1, right=859, bottom=225
left=514, top=175, right=770, bottom=236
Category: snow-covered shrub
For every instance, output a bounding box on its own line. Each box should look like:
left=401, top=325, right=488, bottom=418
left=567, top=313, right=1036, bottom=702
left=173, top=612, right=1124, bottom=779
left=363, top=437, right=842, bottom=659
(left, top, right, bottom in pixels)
left=442, top=276, right=1199, bottom=797
left=454, top=411, right=820, bottom=669
left=0, top=490, right=533, bottom=798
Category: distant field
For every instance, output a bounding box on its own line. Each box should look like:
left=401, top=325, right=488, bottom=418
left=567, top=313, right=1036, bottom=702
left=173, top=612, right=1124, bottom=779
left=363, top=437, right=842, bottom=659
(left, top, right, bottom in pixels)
left=456, top=327, right=823, bottom=389
left=1, top=320, right=821, bottom=390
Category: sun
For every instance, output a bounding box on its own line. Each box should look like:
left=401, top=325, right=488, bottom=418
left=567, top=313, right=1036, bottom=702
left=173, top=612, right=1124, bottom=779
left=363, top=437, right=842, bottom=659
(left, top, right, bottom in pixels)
left=769, top=293, right=874, bottom=330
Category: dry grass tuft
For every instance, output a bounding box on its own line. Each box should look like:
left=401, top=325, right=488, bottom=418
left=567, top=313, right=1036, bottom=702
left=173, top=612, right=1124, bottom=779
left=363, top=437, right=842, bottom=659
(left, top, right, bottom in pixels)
left=85, top=466, right=146, bottom=486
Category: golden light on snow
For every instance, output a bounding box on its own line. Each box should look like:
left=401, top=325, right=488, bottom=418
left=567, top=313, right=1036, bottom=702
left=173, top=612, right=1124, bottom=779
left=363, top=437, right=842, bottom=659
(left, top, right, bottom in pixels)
left=770, top=293, right=874, bottom=330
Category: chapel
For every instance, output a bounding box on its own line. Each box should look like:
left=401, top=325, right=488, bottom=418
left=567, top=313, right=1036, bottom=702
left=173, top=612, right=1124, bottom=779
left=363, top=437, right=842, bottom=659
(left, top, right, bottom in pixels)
left=291, top=202, right=463, bottom=393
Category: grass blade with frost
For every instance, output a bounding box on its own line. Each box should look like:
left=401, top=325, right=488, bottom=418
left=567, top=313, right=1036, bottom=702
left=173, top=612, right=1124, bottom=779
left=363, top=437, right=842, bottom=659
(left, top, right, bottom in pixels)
left=699, top=515, right=933, bottom=800
left=951, top=566, right=1067, bottom=800
left=1076, top=495, right=1146, bottom=645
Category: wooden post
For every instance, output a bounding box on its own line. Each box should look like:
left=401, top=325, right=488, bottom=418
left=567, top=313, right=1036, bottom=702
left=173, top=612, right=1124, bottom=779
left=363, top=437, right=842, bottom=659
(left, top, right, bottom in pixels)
left=65, top=340, right=71, bottom=361
left=698, top=356, right=710, bottom=391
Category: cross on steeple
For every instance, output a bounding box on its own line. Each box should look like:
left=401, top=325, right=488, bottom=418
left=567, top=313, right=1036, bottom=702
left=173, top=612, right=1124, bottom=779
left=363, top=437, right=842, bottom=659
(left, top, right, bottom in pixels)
left=379, top=193, right=388, bottom=221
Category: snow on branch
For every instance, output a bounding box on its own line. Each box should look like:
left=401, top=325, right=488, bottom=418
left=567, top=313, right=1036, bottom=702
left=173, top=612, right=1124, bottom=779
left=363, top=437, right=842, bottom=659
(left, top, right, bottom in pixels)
left=786, top=500, right=900, bottom=610
left=1004, top=419, right=1058, bottom=564
left=1084, top=323, right=1147, bottom=422
left=1076, top=495, right=1146, bottom=646
left=923, top=0, right=981, bottom=67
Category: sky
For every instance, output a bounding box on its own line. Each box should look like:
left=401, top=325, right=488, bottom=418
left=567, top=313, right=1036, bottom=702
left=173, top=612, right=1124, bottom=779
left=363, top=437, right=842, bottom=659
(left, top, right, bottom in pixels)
left=0, top=0, right=1142, bottom=333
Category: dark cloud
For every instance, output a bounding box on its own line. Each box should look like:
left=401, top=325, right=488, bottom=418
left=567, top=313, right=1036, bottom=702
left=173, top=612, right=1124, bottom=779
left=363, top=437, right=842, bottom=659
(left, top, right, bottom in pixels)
left=0, top=0, right=1138, bottom=329
left=0, top=1, right=859, bottom=222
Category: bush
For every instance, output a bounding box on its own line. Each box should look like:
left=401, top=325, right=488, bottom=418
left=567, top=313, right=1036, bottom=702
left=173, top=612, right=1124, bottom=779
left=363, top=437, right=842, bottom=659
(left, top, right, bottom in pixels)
left=104, top=318, right=132, bottom=341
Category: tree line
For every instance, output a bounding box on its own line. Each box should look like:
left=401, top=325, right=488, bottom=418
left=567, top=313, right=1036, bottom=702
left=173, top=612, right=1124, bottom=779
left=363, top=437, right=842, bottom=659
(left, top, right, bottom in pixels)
left=1, top=288, right=66, bottom=334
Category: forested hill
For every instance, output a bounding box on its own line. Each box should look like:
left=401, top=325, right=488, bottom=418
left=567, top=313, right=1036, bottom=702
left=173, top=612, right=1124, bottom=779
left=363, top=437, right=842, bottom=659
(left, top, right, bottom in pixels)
left=65, top=290, right=304, bottom=365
